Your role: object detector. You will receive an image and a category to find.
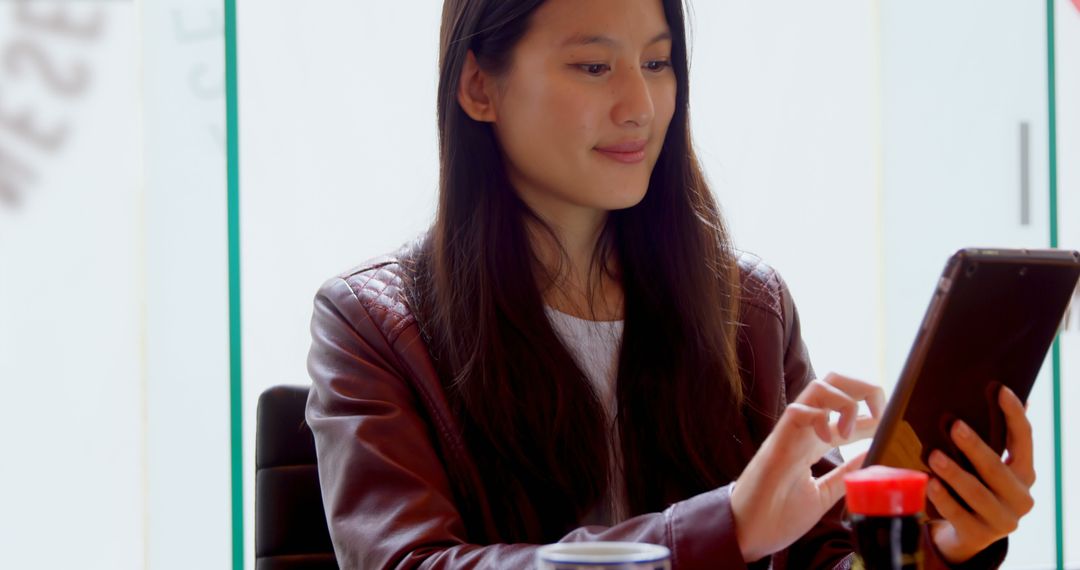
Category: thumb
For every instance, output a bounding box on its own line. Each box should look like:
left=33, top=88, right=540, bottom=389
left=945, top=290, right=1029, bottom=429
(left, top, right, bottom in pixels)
left=814, top=451, right=867, bottom=511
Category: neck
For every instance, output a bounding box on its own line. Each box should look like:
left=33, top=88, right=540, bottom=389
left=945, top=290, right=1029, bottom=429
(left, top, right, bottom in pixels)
left=520, top=198, right=623, bottom=321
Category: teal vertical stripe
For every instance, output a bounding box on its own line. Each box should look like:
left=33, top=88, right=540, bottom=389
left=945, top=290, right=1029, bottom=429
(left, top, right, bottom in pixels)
left=224, top=0, right=244, bottom=567
left=1045, top=1, right=1063, bottom=568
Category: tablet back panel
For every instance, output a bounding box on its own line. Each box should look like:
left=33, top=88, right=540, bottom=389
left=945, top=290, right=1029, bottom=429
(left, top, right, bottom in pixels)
left=867, top=249, right=1080, bottom=475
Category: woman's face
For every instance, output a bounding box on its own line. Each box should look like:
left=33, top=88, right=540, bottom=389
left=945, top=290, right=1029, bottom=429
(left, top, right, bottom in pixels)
left=488, top=0, right=677, bottom=224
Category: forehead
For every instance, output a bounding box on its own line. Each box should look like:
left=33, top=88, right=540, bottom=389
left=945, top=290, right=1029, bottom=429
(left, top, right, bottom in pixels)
left=524, top=0, right=672, bottom=49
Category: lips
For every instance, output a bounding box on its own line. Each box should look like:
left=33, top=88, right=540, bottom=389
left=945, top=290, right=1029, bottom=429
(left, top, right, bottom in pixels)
left=596, top=140, right=647, bottom=153
left=595, top=139, right=647, bottom=164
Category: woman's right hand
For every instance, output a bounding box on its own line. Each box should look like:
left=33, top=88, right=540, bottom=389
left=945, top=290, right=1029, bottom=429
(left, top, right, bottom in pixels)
left=730, top=372, right=885, bottom=562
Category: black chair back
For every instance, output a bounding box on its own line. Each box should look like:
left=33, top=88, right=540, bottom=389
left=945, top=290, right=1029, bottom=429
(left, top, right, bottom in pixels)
left=256, top=385, right=338, bottom=569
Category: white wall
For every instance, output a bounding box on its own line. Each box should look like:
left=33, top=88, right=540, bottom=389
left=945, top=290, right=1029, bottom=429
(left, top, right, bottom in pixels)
left=688, top=1, right=883, bottom=392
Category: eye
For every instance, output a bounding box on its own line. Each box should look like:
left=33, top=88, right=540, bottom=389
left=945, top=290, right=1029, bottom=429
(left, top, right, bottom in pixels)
left=577, top=63, right=611, bottom=76
left=644, top=60, right=672, bottom=73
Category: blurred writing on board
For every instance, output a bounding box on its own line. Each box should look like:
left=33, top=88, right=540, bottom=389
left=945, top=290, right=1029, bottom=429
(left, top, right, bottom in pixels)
left=0, top=2, right=103, bottom=209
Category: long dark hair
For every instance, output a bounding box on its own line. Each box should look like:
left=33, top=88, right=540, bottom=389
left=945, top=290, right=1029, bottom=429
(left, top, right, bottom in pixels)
left=411, top=0, right=745, bottom=542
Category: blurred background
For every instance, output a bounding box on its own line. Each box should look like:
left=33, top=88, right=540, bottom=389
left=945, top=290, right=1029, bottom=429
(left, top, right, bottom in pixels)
left=0, top=0, right=1077, bottom=568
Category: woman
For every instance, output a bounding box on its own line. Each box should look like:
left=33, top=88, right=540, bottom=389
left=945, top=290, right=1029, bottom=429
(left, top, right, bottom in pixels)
left=306, top=0, right=1035, bottom=567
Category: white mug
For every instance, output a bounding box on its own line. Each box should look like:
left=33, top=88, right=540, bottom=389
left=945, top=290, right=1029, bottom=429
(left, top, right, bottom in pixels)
left=535, top=541, right=671, bottom=570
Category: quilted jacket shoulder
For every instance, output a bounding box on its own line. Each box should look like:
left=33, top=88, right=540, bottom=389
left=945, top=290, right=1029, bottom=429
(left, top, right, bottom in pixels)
left=333, top=245, right=790, bottom=342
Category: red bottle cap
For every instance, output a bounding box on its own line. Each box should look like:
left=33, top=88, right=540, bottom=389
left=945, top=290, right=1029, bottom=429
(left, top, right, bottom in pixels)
left=844, top=465, right=928, bottom=516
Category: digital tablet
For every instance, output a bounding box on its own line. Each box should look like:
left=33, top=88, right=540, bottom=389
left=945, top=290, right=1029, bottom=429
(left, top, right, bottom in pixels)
left=865, top=248, right=1080, bottom=485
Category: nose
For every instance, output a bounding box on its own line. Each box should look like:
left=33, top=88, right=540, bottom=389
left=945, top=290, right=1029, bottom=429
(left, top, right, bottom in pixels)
left=611, top=64, right=655, bottom=128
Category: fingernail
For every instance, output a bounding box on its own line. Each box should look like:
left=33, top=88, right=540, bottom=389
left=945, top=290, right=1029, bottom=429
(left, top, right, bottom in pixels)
left=954, top=420, right=973, bottom=441
left=930, top=450, right=948, bottom=470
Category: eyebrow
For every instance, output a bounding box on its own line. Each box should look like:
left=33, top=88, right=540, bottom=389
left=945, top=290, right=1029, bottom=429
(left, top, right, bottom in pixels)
left=560, top=30, right=672, bottom=49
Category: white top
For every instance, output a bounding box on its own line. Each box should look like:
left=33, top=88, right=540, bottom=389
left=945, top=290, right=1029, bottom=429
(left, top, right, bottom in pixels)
left=544, top=306, right=629, bottom=525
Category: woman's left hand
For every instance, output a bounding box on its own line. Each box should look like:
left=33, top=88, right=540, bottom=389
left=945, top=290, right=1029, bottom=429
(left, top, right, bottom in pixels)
left=926, top=385, right=1036, bottom=563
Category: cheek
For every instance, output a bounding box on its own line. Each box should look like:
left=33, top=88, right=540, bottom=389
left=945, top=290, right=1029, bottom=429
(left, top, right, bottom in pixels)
left=538, top=88, right=600, bottom=150
left=509, top=72, right=596, bottom=137
left=655, top=84, right=677, bottom=134
left=502, top=80, right=600, bottom=157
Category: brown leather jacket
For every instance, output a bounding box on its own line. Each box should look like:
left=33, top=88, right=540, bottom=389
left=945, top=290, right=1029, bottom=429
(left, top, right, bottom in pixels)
left=306, top=240, right=1006, bottom=569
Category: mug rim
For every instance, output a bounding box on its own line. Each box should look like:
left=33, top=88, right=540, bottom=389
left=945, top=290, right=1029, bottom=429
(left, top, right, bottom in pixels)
left=536, top=541, right=670, bottom=563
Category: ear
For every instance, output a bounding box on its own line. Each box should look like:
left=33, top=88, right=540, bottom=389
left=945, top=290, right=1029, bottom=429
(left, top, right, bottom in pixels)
left=457, top=50, right=498, bottom=123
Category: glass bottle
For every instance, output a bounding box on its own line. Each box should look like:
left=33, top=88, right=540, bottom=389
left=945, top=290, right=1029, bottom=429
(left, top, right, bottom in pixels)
left=844, top=465, right=929, bottom=570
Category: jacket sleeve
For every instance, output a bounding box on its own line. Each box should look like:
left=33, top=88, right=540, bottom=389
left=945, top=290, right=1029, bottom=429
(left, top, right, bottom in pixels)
left=768, top=272, right=856, bottom=570
left=307, top=276, right=754, bottom=570
left=773, top=275, right=1007, bottom=570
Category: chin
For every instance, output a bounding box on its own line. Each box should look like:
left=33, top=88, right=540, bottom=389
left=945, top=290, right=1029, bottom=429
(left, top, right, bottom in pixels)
left=598, top=186, right=649, bottom=211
